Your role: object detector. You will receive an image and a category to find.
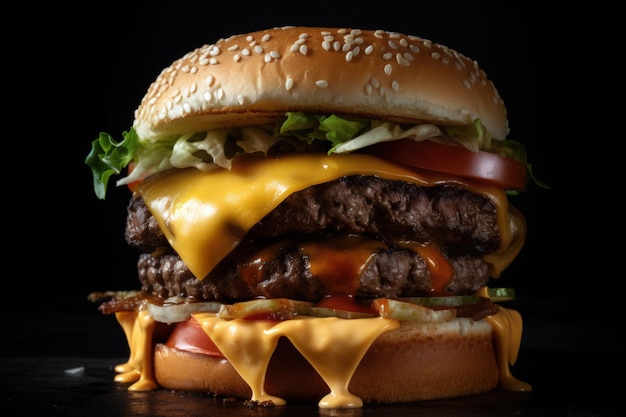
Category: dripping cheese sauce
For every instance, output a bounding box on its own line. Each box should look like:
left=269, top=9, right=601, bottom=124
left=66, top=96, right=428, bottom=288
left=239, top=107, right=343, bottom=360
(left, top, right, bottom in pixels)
left=112, top=153, right=530, bottom=408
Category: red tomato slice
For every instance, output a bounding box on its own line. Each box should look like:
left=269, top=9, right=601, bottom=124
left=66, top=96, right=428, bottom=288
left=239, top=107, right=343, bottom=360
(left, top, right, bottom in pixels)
left=165, top=317, right=224, bottom=358
left=364, top=139, right=526, bottom=191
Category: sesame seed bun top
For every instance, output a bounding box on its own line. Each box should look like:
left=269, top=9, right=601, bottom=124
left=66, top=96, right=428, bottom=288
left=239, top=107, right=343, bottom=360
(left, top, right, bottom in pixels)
left=133, top=26, right=509, bottom=142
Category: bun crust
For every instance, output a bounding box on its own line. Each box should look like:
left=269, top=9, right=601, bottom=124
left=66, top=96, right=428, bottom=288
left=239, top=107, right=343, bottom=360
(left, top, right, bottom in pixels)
left=133, top=26, right=508, bottom=142
left=154, top=318, right=499, bottom=404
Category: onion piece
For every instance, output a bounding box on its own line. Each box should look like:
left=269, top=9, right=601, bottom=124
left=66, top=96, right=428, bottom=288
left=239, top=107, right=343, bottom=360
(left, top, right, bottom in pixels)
left=147, top=300, right=222, bottom=324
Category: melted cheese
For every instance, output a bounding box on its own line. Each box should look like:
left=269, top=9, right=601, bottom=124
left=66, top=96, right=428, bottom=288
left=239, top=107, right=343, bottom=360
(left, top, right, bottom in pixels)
left=486, top=309, right=533, bottom=391
left=113, top=310, right=157, bottom=391
left=113, top=298, right=530, bottom=407
left=193, top=313, right=399, bottom=408
left=137, top=153, right=523, bottom=281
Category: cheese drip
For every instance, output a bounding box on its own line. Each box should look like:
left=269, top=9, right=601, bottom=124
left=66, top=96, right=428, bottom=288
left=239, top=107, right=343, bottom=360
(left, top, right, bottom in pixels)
left=193, top=313, right=399, bottom=408
left=137, top=153, right=523, bottom=281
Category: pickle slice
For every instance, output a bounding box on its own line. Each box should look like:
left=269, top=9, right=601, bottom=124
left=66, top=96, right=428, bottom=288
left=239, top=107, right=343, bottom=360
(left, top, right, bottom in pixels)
left=394, top=295, right=483, bottom=307
left=486, top=287, right=517, bottom=302
left=307, top=306, right=376, bottom=319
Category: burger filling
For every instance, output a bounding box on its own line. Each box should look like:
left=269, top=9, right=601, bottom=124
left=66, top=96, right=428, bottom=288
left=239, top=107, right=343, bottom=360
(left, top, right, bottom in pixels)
left=124, top=176, right=499, bottom=303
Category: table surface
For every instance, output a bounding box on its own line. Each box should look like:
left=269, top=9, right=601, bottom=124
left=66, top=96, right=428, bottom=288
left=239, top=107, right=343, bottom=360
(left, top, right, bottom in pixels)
left=1, top=294, right=623, bottom=417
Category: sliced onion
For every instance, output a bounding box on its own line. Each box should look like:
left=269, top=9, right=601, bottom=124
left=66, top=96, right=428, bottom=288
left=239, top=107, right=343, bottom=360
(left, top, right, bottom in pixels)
left=147, top=300, right=222, bottom=324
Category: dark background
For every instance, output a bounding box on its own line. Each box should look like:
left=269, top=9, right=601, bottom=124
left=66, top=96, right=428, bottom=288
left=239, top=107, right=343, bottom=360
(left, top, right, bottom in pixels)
left=10, top=2, right=621, bottom=416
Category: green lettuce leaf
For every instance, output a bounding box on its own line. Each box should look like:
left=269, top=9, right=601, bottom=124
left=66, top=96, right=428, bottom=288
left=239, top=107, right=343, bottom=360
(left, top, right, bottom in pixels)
left=85, top=129, right=138, bottom=199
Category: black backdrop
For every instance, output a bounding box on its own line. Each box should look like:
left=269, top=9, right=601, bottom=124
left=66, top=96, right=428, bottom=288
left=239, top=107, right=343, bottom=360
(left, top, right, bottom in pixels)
left=72, top=0, right=554, bottom=299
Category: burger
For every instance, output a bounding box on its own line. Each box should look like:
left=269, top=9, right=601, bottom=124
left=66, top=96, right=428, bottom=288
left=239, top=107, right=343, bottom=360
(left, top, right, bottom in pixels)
left=86, top=26, right=538, bottom=408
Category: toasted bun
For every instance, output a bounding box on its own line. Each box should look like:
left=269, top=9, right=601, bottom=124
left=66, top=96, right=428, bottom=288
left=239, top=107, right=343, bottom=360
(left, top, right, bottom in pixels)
left=133, top=26, right=508, bottom=142
left=153, top=318, right=499, bottom=404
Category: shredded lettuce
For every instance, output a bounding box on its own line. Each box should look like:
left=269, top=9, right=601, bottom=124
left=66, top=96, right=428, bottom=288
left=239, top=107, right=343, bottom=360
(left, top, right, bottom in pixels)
left=86, top=112, right=546, bottom=199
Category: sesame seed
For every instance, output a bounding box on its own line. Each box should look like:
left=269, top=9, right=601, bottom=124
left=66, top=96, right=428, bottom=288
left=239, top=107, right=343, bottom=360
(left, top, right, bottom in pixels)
left=462, top=79, right=471, bottom=89
left=346, top=50, right=353, bottom=61
left=388, top=40, right=398, bottom=49
left=409, top=44, right=420, bottom=53
left=209, top=46, right=221, bottom=56
left=261, top=33, right=271, bottom=42
left=384, top=64, right=392, bottom=75
left=382, top=52, right=392, bottom=60
left=270, top=50, right=280, bottom=59
left=233, top=54, right=241, bottom=62
left=242, top=48, right=251, bottom=56
left=228, top=45, right=238, bottom=51
left=285, top=77, right=294, bottom=90
left=209, top=58, right=218, bottom=65
left=237, top=95, right=245, bottom=105
left=392, top=80, right=399, bottom=91
left=264, top=53, right=271, bottom=63
left=183, top=102, right=191, bottom=114
left=299, top=45, right=308, bottom=55
left=254, top=45, right=264, bottom=54
left=431, top=52, right=440, bottom=60
left=316, top=80, right=328, bottom=88
left=333, top=41, right=341, bottom=51
left=322, top=41, right=331, bottom=50
left=396, top=53, right=410, bottom=66
left=365, top=45, right=374, bottom=55
left=206, top=75, right=215, bottom=86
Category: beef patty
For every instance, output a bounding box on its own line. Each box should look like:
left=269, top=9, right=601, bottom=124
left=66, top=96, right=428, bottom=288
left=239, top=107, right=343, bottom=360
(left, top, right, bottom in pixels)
left=126, top=176, right=500, bottom=302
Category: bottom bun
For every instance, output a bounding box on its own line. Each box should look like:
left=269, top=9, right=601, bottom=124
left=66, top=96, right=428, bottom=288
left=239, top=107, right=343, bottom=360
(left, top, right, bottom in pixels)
left=154, top=318, right=499, bottom=404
